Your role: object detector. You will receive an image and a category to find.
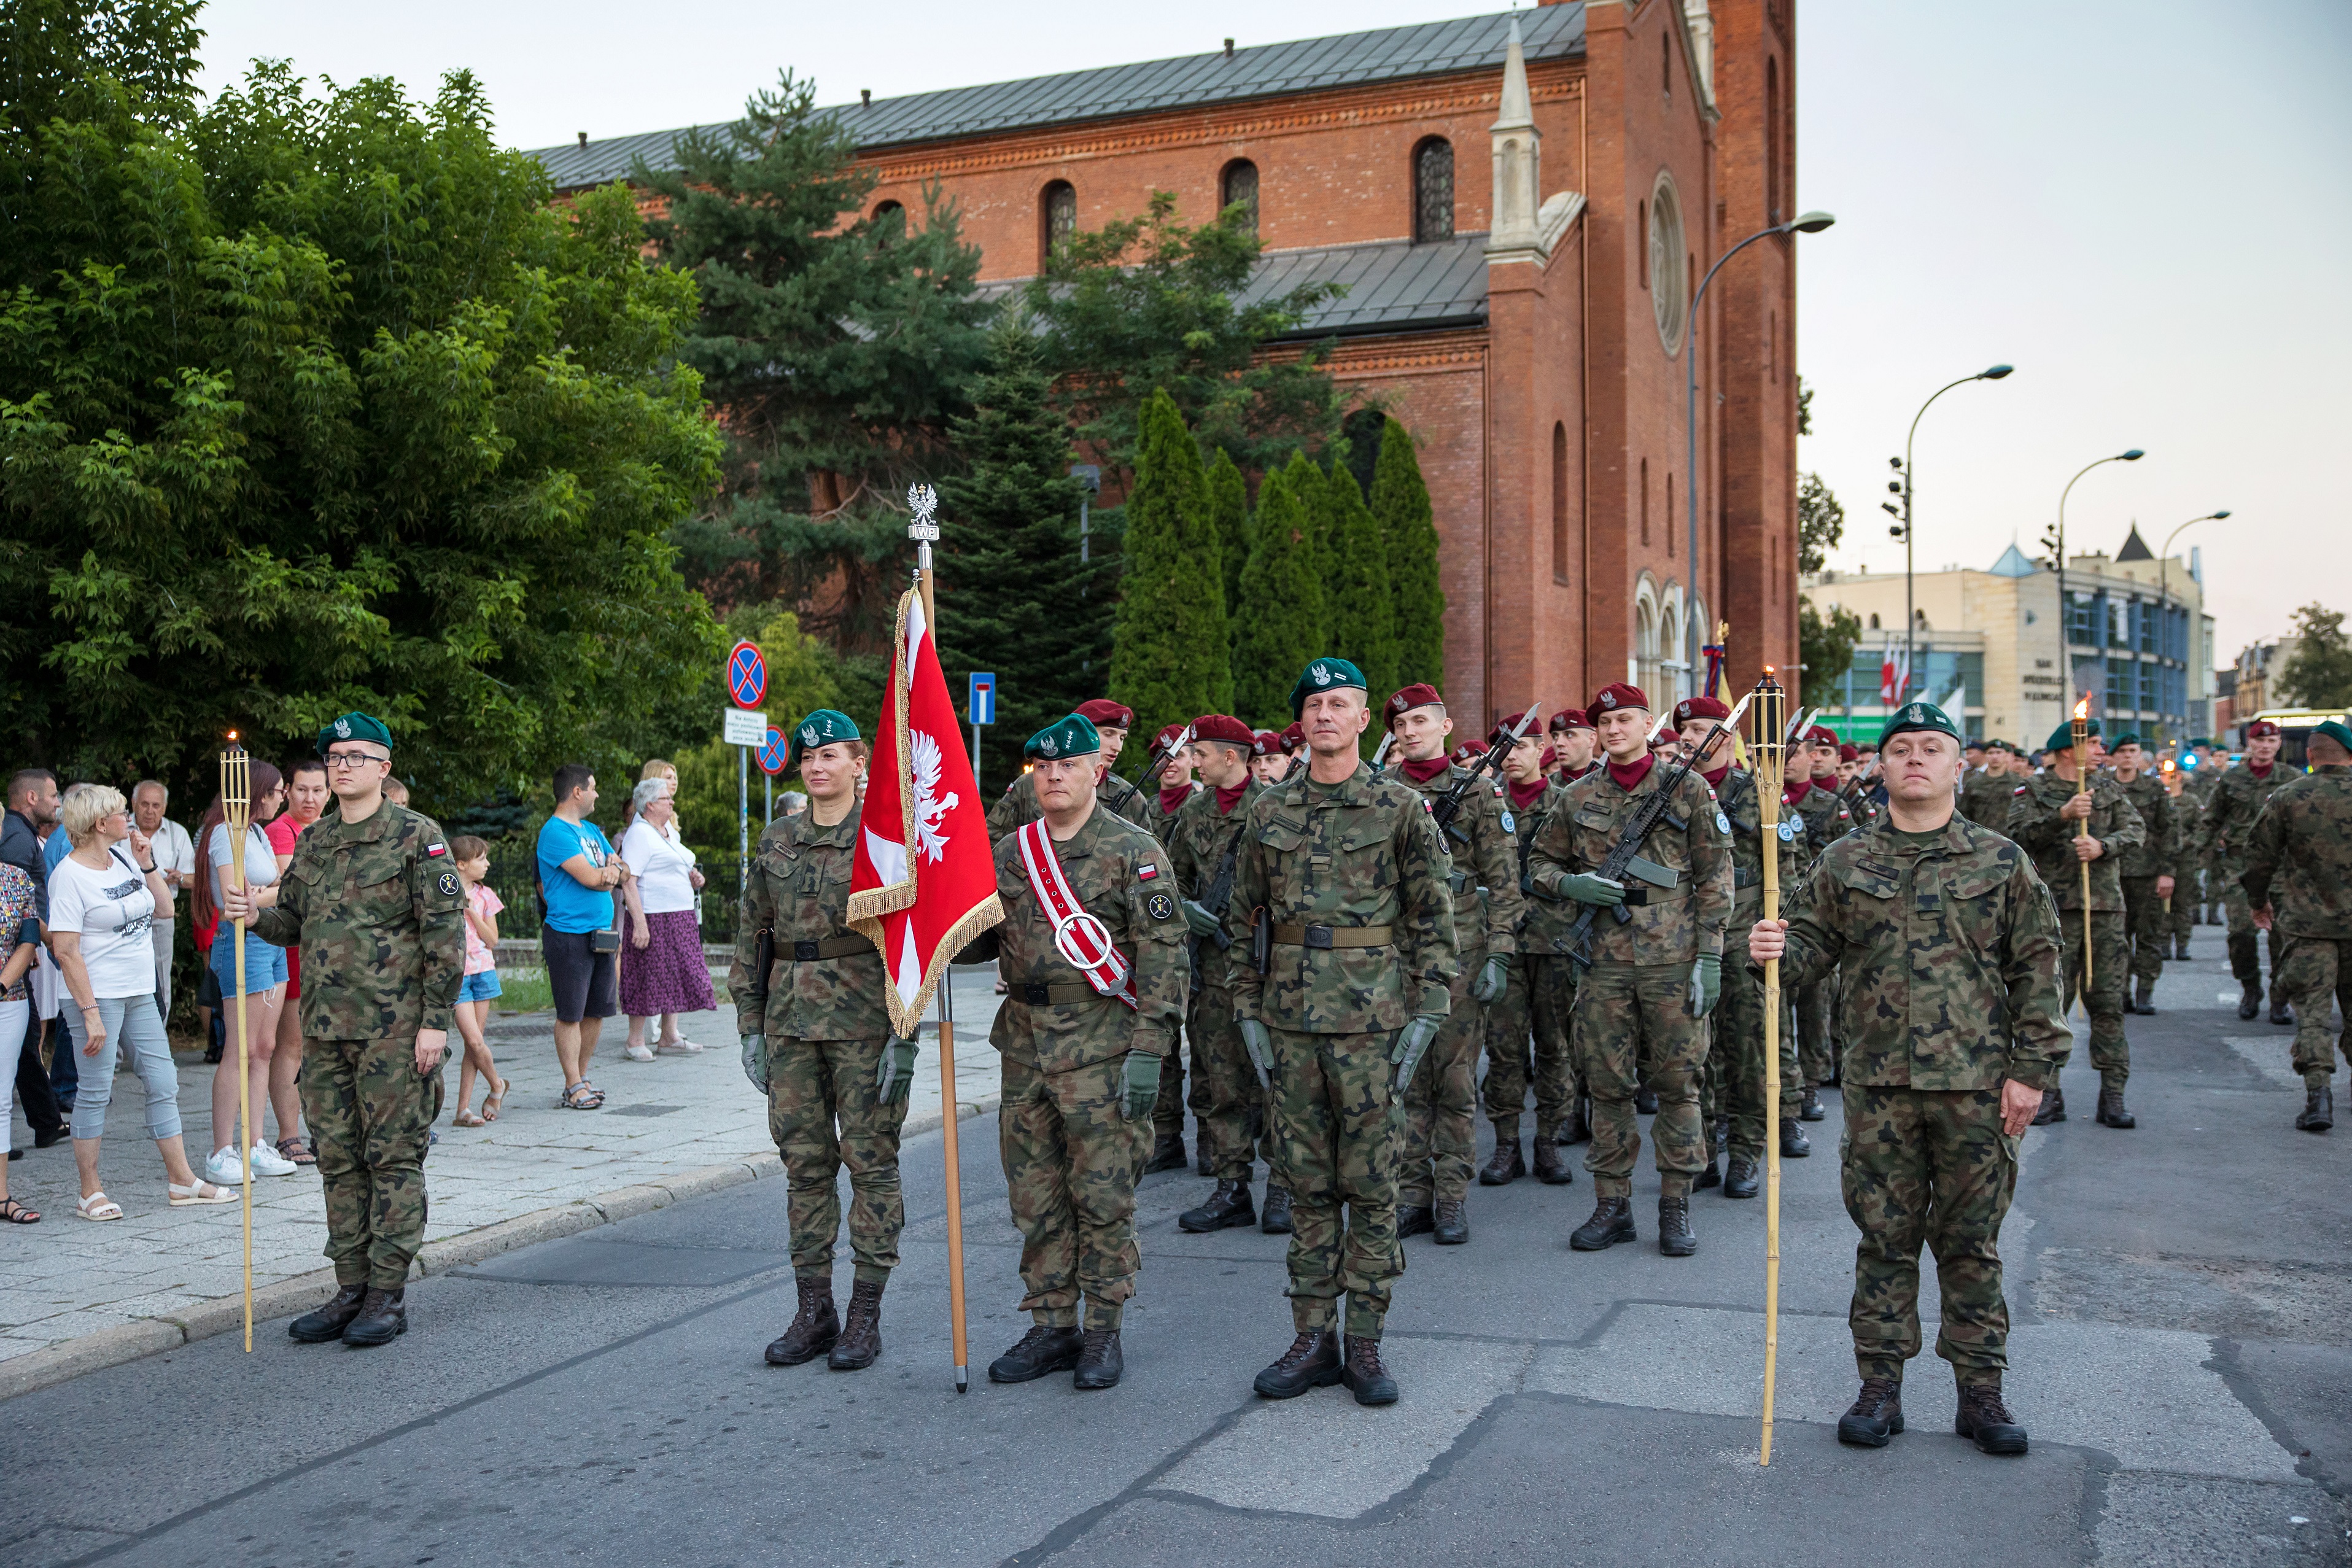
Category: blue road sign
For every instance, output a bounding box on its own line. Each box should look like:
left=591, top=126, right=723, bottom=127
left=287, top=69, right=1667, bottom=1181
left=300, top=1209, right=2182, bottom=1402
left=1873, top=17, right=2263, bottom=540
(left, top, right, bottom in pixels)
left=968, top=672, right=996, bottom=726
left=755, top=726, right=788, bottom=776
left=727, top=640, right=767, bottom=710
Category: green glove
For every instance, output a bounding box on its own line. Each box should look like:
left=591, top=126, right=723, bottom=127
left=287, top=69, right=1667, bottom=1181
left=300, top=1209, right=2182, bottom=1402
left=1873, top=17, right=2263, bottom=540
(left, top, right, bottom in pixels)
left=1389, top=1013, right=1444, bottom=1093
left=740, top=1033, right=769, bottom=1095
left=1180, top=899, right=1222, bottom=938
left=875, top=1036, right=919, bottom=1105
left=1469, top=952, right=1510, bottom=1005
left=1686, top=953, right=1722, bottom=1018
left=1238, top=1019, right=1273, bottom=1077
left=1556, top=872, right=1627, bottom=907
left=1121, top=1051, right=1162, bottom=1121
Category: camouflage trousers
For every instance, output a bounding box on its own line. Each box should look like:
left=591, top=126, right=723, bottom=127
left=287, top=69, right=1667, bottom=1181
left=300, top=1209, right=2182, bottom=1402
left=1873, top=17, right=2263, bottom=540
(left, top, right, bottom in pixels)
left=2056, top=907, right=2130, bottom=1086
left=766, top=1034, right=908, bottom=1285
left=999, top=1054, right=1142, bottom=1332
left=1267, top=1027, right=1403, bottom=1341
left=1157, top=995, right=1193, bottom=1145
left=1191, top=982, right=1271, bottom=1181
left=1481, top=953, right=1577, bottom=1141
left=1574, top=963, right=1706, bottom=1199
left=1841, top=1085, right=2017, bottom=1384
left=1714, top=934, right=1803, bottom=1165
left=2221, top=855, right=2286, bottom=994
left=1400, top=953, right=1483, bottom=1206
left=1796, top=978, right=1837, bottom=1087
left=2170, top=865, right=2200, bottom=938
left=305, top=1036, right=442, bottom=1290
left=2122, top=876, right=2170, bottom=988
left=2275, top=935, right=2352, bottom=1084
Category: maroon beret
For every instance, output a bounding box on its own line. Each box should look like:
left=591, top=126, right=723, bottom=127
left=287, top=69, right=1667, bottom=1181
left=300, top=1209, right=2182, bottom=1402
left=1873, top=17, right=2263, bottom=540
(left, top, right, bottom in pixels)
left=1192, top=714, right=1255, bottom=748
left=1839, top=743, right=1860, bottom=763
left=1278, top=722, right=1305, bottom=752
left=1251, top=728, right=1283, bottom=757
left=1549, top=707, right=1592, bottom=732
left=1152, top=721, right=1188, bottom=751
left=1804, top=724, right=1839, bottom=747
left=1673, top=696, right=1730, bottom=726
left=1494, top=709, right=1538, bottom=739
left=1589, top=682, right=1648, bottom=716
left=2246, top=720, right=2280, bottom=739
left=1075, top=699, right=1133, bottom=729
left=1383, top=683, right=1445, bottom=728
left=1451, top=742, right=1486, bottom=766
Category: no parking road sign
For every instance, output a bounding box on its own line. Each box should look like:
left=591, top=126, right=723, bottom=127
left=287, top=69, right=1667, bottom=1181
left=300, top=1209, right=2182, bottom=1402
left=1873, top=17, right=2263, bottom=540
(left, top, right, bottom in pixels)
left=727, top=640, right=767, bottom=710
left=755, top=726, right=788, bottom=776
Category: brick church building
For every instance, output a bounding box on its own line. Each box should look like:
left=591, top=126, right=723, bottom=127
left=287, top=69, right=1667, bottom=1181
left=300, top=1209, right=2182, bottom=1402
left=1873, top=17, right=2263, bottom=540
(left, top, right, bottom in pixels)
left=534, top=0, right=1806, bottom=721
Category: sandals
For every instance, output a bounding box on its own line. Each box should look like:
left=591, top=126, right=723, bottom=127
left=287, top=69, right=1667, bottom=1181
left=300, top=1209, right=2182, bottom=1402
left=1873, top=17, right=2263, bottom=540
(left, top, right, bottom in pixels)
left=276, top=1135, right=316, bottom=1166
left=451, top=1109, right=486, bottom=1128
left=481, top=1077, right=509, bottom=1122
left=168, top=1181, right=235, bottom=1206
left=559, top=1080, right=605, bottom=1111
left=76, top=1191, right=124, bottom=1221
left=0, top=1196, right=37, bottom=1224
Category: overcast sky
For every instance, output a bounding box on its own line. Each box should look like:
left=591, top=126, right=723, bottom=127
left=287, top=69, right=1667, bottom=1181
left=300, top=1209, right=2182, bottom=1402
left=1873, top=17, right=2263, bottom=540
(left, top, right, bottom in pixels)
left=189, top=0, right=2350, bottom=655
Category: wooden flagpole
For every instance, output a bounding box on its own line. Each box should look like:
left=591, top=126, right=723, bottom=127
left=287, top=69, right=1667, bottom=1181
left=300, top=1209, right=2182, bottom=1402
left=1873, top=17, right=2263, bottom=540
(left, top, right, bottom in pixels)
left=221, top=736, right=255, bottom=1352
left=2072, top=697, right=2093, bottom=992
left=1751, top=670, right=1785, bottom=1465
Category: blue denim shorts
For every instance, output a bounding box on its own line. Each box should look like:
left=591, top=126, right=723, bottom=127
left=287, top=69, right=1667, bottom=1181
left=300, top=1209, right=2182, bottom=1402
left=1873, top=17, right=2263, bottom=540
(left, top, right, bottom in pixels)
left=208, top=926, right=287, bottom=995
left=459, top=969, right=503, bottom=1004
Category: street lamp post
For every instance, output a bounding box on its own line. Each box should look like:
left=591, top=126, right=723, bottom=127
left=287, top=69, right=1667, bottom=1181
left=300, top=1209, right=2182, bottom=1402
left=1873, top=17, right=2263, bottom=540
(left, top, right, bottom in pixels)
left=2159, top=510, right=2228, bottom=742
left=1884, top=365, right=2013, bottom=702
left=1684, top=209, right=1834, bottom=698
left=2054, top=448, right=2146, bottom=712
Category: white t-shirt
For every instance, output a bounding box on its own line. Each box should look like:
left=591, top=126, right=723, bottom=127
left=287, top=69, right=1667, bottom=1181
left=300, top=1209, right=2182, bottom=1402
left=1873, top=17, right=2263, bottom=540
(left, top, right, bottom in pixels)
left=619, top=818, right=698, bottom=915
left=47, top=845, right=158, bottom=999
left=146, top=818, right=196, bottom=916
left=207, top=822, right=279, bottom=910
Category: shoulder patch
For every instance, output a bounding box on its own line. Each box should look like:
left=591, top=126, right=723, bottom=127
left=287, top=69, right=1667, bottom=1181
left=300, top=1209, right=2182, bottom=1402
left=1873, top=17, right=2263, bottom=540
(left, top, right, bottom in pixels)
left=1777, top=820, right=1796, bottom=842
left=425, top=841, right=447, bottom=857
left=1136, top=862, right=1160, bottom=882
left=1146, top=890, right=1174, bottom=922
left=435, top=869, right=460, bottom=898
left=1716, top=810, right=1732, bottom=835
left=2013, top=785, right=2029, bottom=795
left=1500, top=809, right=1516, bottom=834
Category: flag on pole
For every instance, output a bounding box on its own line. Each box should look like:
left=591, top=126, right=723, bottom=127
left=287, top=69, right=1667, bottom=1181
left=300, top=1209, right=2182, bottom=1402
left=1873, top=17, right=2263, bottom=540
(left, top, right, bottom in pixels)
left=847, top=585, right=1004, bottom=1036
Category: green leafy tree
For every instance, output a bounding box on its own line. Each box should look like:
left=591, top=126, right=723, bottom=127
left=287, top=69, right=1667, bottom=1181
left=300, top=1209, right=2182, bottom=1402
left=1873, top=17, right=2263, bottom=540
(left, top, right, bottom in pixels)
left=1797, top=472, right=1845, bottom=574
left=641, top=74, right=992, bottom=648
left=1324, top=464, right=1396, bottom=718
left=1799, top=599, right=1865, bottom=713
left=1284, top=450, right=1334, bottom=650
left=1025, top=190, right=1346, bottom=483
left=1372, top=417, right=1446, bottom=690
left=1109, top=389, right=1231, bottom=747
left=1205, top=448, right=1251, bottom=623
left=0, top=24, right=721, bottom=815
left=1230, top=467, right=1323, bottom=727
left=2276, top=602, right=2352, bottom=711
left=931, top=312, right=1111, bottom=788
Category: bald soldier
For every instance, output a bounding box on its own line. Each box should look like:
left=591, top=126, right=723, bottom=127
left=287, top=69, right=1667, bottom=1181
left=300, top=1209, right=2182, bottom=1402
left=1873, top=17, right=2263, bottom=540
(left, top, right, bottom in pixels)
left=987, top=698, right=1151, bottom=839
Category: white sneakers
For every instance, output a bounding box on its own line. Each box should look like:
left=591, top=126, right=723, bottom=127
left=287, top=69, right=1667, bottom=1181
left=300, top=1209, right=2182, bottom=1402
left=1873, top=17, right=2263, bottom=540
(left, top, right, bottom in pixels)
left=205, top=1141, right=299, bottom=1183
left=246, top=1141, right=298, bottom=1177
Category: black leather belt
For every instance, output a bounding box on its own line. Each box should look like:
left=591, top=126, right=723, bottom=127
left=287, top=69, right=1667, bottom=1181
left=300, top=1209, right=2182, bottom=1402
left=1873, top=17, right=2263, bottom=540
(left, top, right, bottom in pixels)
left=793, top=935, right=869, bottom=961
left=1619, top=885, right=1691, bottom=908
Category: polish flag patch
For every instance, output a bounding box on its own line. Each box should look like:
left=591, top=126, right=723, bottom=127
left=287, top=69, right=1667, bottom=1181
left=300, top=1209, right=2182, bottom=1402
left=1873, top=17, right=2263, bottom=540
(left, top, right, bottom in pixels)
left=1136, top=863, right=1159, bottom=882
left=426, top=842, right=448, bottom=856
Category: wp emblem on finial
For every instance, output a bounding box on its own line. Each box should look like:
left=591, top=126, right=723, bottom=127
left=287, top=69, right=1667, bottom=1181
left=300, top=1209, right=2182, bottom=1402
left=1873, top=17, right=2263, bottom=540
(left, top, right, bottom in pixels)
left=907, top=483, right=941, bottom=541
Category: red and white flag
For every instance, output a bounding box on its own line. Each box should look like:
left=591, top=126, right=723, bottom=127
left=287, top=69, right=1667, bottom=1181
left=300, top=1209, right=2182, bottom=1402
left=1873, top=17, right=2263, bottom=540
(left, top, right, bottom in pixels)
left=847, top=586, right=1004, bottom=1036
left=1877, top=635, right=1909, bottom=705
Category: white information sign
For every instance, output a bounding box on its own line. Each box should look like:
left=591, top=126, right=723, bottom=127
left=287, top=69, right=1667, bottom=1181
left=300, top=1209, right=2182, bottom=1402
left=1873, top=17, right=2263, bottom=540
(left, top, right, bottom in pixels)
left=723, top=708, right=767, bottom=747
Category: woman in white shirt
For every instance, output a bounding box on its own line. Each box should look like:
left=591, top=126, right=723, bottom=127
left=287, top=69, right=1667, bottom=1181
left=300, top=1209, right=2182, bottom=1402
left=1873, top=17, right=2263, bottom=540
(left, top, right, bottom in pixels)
left=193, top=764, right=298, bottom=1186
left=618, top=777, right=713, bottom=1059
left=50, top=786, right=233, bottom=1220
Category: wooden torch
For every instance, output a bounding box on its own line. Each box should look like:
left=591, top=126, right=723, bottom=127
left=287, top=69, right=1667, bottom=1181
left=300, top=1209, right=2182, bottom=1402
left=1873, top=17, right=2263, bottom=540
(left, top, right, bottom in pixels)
left=1750, top=669, right=1786, bottom=1465
left=2072, top=697, right=2093, bottom=988
left=220, top=734, right=255, bottom=1351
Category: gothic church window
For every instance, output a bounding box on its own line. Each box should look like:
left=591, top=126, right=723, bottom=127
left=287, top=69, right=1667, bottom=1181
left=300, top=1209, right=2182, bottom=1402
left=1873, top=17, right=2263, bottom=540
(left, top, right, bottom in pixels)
left=1221, top=160, right=1259, bottom=235
left=1413, top=138, right=1453, bottom=243
left=1041, top=181, right=1076, bottom=265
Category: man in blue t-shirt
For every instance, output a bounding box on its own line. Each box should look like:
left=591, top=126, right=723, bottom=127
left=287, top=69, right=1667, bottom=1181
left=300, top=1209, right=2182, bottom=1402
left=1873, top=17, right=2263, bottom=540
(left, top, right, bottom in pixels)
left=537, top=764, right=627, bottom=1108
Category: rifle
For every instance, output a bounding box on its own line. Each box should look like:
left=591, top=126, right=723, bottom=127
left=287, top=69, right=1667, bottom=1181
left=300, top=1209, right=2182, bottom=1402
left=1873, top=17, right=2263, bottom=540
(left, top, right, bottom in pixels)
left=1134, top=721, right=1196, bottom=788
left=1562, top=692, right=1754, bottom=969
left=1370, top=732, right=1395, bottom=770
left=1430, top=705, right=1542, bottom=837
left=1195, top=812, right=1254, bottom=952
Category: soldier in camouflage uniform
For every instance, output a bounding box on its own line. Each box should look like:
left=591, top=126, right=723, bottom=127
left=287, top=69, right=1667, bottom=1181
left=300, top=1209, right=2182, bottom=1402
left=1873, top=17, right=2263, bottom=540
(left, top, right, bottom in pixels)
left=230, top=712, right=467, bottom=1349
left=1550, top=707, right=1600, bottom=789
left=2171, top=742, right=2221, bottom=956
left=1958, top=741, right=2017, bottom=832
left=2206, top=721, right=2303, bottom=1022
left=1788, top=727, right=1853, bottom=1118
left=1167, top=715, right=1281, bottom=1234
left=2009, top=717, right=2146, bottom=1128
left=1133, top=721, right=1200, bottom=844
left=964, top=712, right=1186, bottom=1392
left=1750, top=700, right=2062, bottom=1457
left=2106, top=736, right=2177, bottom=1017
left=986, top=699, right=1149, bottom=839
left=2241, top=719, right=2352, bottom=1133
left=732, top=710, right=913, bottom=1372
left=1249, top=728, right=1290, bottom=788
left=1125, top=720, right=1203, bottom=1173
left=1380, top=683, right=1521, bottom=1245
left=1229, top=658, right=1457, bottom=1408
left=1480, top=718, right=1579, bottom=1187
left=1528, top=681, right=1733, bottom=1257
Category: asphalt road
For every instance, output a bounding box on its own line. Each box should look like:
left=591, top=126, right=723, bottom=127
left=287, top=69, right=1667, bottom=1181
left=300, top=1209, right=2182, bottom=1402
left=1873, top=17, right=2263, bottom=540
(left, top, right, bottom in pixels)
left=5, top=947, right=2347, bottom=1567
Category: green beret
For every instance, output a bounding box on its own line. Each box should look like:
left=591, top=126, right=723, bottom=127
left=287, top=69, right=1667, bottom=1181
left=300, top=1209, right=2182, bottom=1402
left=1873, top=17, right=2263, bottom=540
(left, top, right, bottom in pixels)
left=1288, top=656, right=1368, bottom=716
left=2109, top=732, right=2143, bottom=750
left=2043, top=716, right=2102, bottom=755
left=788, top=708, right=860, bottom=767
left=317, top=712, right=392, bottom=753
left=2189, top=737, right=2214, bottom=748
left=1876, top=700, right=1962, bottom=750
left=2311, top=720, right=2352, bottom=757
left=1024, top=712, right=1101, bottom=761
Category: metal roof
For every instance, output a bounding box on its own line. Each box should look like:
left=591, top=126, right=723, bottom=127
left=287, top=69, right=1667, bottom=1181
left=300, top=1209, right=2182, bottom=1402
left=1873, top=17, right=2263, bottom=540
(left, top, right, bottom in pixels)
left=528, top=6, right=1583, bottom=191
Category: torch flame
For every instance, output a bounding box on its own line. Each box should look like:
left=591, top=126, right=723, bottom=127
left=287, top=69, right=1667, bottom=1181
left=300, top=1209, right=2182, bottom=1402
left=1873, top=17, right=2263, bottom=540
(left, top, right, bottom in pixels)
left=227, top=730, right=239, bottom=742
left=2072, top=697, right=2090, bottom=721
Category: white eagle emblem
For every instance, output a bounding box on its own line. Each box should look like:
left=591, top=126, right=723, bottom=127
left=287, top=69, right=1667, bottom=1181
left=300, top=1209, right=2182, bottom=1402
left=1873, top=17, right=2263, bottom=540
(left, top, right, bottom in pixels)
left=1311, top=662, right=1332, bottom=686
left=334, top=718, right=351, bottom=737
left=909, top=728, right=959, bottom=864
left=1041, top=735, right=1058, bottom=757
left=801, top=724, right=818, bottom=744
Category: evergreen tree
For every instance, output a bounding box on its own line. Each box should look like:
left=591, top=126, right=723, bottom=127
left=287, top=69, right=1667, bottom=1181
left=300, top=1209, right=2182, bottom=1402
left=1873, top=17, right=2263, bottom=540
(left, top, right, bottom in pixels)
left=1284, top=450, right=1334, bottom=651
left=1206, top=448, right=1251, bottom=624
left=1109, top=389, right=1232, bottom=747
left=1325, top=464, right=1397, bottom=717
left=931, top=313, right=1109, bottom=789
left=1231, top=468, right=1324, bottom=727
left=1373, top=417, right=1447, bottom=690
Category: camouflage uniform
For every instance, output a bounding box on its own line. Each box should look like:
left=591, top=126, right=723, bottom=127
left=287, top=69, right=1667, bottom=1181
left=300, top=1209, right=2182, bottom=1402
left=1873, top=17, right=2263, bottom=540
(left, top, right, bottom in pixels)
left=250, top=801, right=465, bottom=1290
left=729, top=810, right=905, bottom=1285
left=1528, top=758, right=1734, bottom=1199
left=1135, top=782, right=1201, bottom=1146
left=1790, top=782, right=1854, bottom=1087
left=1710, top=767, right=1810, bottom=1165
left=2009, top=771, right=2144, bottom=1090
left=1771, top=813, right=2068, bottom=1384
left=1133, top=782, right=1198, bottom=845
left=1958, top=767, right=2017, bottom=834
left=2176, top=765, right=2222, bottom=928
left=1224, top=758, right=1458, bottom=1340
left=1392, top=761, right=1523, bottom=1209
left=1165, top=777, right=1270, bottom=1180
left=1486, top=780, right=1580, bottom=1145
left=2114, top=771, right=2176, bottom=995
left=975, top=804, right=1187, bottom=1331
left=987, top=769, right=1148, bottom=840
left=2205, top=761, right=2302, bottom=1004
left=2241, top=762, right=2352, bottom=1089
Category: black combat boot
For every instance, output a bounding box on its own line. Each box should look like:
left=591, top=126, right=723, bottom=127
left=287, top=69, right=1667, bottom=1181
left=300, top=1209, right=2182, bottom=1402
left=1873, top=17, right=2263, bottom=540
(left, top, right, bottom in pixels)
left=1532, top=1136, right=1574, bottom=1186
left=1253, top=1329, right=1342, bottom=1399
left=1694, top=1152, right=1721, bottom=1190
left=1714, top=1118, right=1730, bottom=1155
left=1569, top=1195, right=1636, bottom=1251
left=1479, top=1135, right=1525, bottom=1186
left=1395, top=1203, right=1435, bottom=1240
left=987, top=1324, right=1084, bottom=1383
left=2298, top=1081, right=2334, bottom=1133
left=1341, top=1336, right=1399, bottom=1406
left=765, top=1276, right=840, bottom=1366
left=1179, top=1178, right=1257, bottom=1233
left=2131, top=979, right=2156, bottom=1016
left=1635, top=1085, right=1659, bottom=1115
left=2095, top=1083, right=2136, bottom=1129
left=1432, top=1198, right=1469, bottom=1245
left=2173, top=934, right=2192, bottom=961
left=289, top=1283, right=368, bottom=1344
left=1955, top=1378, right=2029, bottom=1455
left=2032, top=1085, right=2066, bottom=1125
left=1780, top=1120, right=1812, bottom=1159
left=2238, top=979, right=2262, bottom=1020
left=1657, top=1195, right=1697, bottom=1257
left=1259, top=1184, right=1294, bottom=1234
left=2270, top=995, right=2295, bottom=1027
left=341, top=1287, right=407, bottom=1347
left=828, top=1279, right=885, bottom=1370
left=1142, top=1133, right=1189, bottom=1174
left=1799, top=1086, right=1826, bottom=1122
left=1195, top=1146, right=1213, bottom=1178
left=1558, top=1098, right=1592, bottom=1145
left=1072, top=1327, right=1123, bottom=1390
left=1837, top=1377, right=1905, bottom=1447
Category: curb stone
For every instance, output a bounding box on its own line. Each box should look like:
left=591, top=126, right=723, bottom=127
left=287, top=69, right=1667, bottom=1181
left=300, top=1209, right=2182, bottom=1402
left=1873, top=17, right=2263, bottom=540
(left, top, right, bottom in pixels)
left=0, top=1094, right=999, bottom=1405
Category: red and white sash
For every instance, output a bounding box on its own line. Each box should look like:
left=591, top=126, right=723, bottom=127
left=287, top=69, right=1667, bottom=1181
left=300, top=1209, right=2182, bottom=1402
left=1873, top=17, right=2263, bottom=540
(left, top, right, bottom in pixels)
left=1015, top=818, right=1138, bottom=1011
